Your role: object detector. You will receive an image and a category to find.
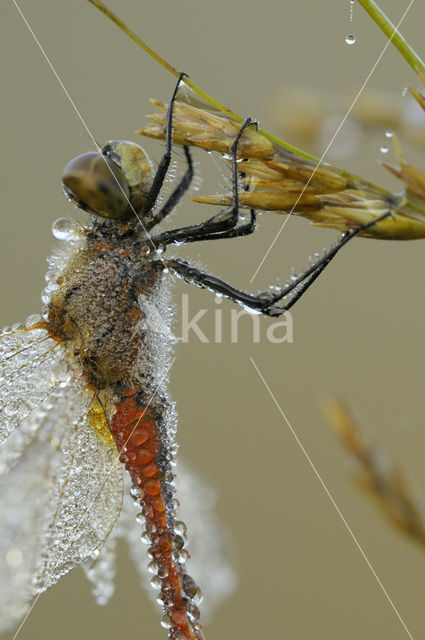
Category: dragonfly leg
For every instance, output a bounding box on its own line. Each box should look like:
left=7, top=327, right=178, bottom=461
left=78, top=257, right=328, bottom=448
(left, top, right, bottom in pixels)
left=156, top=211, right=391, bottom=316
left=151, top=208, right=257, bottom=248
left=145, top=146, right=194, bottom=231
left=150, top=118, right=259, bottom=248
left=143, top=71, right=188, bottom=216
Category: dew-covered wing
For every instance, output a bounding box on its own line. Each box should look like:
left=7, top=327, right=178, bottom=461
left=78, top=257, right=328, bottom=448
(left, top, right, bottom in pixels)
left=0, top=375, right=123, bottom=633
left=0, top=321, right=66, bottom=445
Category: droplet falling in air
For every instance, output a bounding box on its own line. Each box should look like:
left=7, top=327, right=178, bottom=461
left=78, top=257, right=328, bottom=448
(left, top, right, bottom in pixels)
left=380, top=145, right=389, bottom=154
left=345, top=34, right=356, bottom=45
left=402, top=86, right=408, bottom=96
left=349, top=0, right=354, bottom=21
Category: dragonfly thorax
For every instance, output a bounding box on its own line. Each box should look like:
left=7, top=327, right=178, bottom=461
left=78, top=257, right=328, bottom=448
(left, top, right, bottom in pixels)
left=46, top=234, right=163, bottom=390
left=62, top=140, right=154, bottom=220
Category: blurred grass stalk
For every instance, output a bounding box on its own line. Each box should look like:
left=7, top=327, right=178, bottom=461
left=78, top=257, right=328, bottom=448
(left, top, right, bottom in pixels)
left=323, top=399, right=425, bottom=551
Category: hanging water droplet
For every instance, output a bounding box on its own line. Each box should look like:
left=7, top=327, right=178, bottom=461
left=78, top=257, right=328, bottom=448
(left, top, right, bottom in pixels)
left=140, top=531, right=151, bottom=545
left=148, top=559, right=159, bottom=574
left=129, top=485, right=140, bottom=499
left=173, top=534, right=185, bottom=550
left=160, top=614, right=172, bottom=629
left=135, top=512, right=144, bottom=525
left=174, top=521, right=188, bottom=539
left=385, top=129, right=394, bottom=138
left=182, top=574, right=203, bottom=604
left=187, top=601, right=201, bottom=621
left=345, top=34, right=356, bottom=45
left=178, top=549, right=190, bottom=563
left=51, top=218, right=74, bottom=240
left=157, top=566, right=169, bottom=579
left=150, top=575, right=162, bottom=589
left=380, top=145, right=389, bottom=154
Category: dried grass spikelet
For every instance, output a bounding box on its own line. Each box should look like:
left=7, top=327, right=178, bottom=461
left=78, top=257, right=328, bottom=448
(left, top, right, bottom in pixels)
left=139, top=96, right=425, bottom=241
left=322, top=398, right=425, bottom=550
left=140, top=99, right=275, bottom=159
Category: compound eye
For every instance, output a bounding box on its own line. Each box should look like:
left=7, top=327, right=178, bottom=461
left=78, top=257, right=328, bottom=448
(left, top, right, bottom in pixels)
left=62, top=152, right=130, bottom=219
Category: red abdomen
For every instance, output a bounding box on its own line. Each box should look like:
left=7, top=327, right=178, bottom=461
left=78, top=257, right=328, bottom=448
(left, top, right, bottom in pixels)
left=110, top=392, right=204, bottom=640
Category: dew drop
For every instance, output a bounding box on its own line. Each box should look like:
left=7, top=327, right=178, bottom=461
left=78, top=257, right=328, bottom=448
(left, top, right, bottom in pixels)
left=52, top=218, right=74, bottom=240
left=345, top=34, right=356, bottom=45
left=380, top=145, right=389, bottom=154
left=160, top=615, right=172, bottom=629
left=173, top=534, right=185, bottom=550
left=178, top=549, right=190, bottom=563
left=25, top=314, right=42, bottom=329
left=187, top=602, right=201, bottom=621
left=174, top=521, right=188, bottom=539
left=157, top=566, right=169, bottom=579
left=385, top=129, right=393, bottom=138
left=150, top=575, right=162, bottom=589
left=148, top=560, right=158, bottom=574
left=182, top=574, right=202, bottom=604
left=140, top=531, right=151, bottom=545
left=130, top=485, right=140, bottom=499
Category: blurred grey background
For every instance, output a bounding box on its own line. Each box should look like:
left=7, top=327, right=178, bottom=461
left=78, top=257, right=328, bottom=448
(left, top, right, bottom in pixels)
left=1, top=1, right=425, bottom=638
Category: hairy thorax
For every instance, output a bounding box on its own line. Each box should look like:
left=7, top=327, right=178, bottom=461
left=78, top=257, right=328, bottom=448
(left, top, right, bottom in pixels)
left=46, top=233, right=159, bottom=390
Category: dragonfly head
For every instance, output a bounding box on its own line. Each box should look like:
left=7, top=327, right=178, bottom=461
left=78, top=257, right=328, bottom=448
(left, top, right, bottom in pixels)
left=62, top=140, right=154, bottom=220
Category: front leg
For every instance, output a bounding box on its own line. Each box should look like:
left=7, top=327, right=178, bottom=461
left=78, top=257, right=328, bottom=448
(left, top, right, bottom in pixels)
left=145, top=146, right=194, bottom=231
left=143, top=71, right=188, bottom=216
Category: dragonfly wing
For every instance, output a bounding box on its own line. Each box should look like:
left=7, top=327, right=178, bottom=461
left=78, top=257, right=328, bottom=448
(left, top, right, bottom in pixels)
left=0, top=371, right=123, bottom=632
left=0, top=323, right=66, bottom=446
left=82, top=531, right=118, bottom=606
